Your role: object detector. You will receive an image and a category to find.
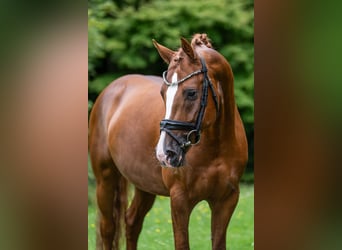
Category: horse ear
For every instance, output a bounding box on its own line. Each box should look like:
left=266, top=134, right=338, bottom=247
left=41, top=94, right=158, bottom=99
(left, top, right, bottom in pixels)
left=152, top=39, right=175, bottom=64
left=180, top=37, right=196, bottom=60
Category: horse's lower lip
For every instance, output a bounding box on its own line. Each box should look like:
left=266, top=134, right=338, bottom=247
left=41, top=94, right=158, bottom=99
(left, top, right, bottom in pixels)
left=158, top=158, right=182, bottom=168
left=162, top=163, right=183, bottom=168
left=166, top=157, right=183, bottom=168
left=157, top=153, right=184, bottom=168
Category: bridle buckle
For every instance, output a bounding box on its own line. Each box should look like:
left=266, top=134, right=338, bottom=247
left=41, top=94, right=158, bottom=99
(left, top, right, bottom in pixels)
left=187, top=129, right=201, bottom=145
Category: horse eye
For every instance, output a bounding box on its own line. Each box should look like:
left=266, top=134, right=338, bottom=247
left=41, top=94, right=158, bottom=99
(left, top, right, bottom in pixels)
left=185, top=89, right=198, bottom=101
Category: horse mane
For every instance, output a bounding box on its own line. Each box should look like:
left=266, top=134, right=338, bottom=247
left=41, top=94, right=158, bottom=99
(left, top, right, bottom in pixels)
left=191, top=33, right=213, bottom=48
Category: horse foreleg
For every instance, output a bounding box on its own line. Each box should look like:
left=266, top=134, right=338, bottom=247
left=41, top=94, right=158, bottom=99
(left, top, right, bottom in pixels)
left=170, top=187, right=194, bottom=250
left=125, top=188, right=156, bottom=250
left=209, top=188, right=240, bottom=250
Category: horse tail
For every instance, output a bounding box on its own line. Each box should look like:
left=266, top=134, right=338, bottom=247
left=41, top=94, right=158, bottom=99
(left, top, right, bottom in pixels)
left=112, top=173, right=128, bottom=249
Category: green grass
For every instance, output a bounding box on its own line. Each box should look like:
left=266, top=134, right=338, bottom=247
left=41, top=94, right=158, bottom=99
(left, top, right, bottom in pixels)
left=88, top=184, right=254, bottom=249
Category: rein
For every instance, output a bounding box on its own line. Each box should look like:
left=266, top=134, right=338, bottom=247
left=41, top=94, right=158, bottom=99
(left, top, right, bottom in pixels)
left=160, top=57, right=219, bottom=150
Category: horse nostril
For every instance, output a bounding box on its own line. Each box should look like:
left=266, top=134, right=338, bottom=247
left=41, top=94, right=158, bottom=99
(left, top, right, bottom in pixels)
left=166, top=149, right=177, bottom=160
left=165, top=148, right=182, bottom=167
left=165, top=147, right=182, bottom=167
left=166, top=149, right=178, bottom=162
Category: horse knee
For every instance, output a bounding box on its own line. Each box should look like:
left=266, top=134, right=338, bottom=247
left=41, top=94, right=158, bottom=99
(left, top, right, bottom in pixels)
left=125, top=209, right=138, bottom=235
left=125, top=213, right=133, bottom=229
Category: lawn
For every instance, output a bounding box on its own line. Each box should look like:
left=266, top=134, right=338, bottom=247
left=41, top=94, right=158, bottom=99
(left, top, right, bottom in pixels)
left=88, top=184, right=254, bottom=249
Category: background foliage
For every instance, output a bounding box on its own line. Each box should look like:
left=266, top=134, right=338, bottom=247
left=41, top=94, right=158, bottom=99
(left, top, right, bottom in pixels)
left=88, top=0, right=254, bottom=172
left=88, top=184, right=254, bottom=249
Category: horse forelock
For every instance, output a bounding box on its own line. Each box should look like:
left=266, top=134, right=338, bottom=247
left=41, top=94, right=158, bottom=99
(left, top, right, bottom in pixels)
left=167, top=49, right=198, bottom=79
left=191, top=33, right=213, bottom=49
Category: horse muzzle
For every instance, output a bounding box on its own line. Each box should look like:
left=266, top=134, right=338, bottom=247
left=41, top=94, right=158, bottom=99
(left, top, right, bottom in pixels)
left=156, top=133, right=185, bottom=168
left=165, top=145, right=184, bottom=167
left=157, top=149, right=184, bottom=168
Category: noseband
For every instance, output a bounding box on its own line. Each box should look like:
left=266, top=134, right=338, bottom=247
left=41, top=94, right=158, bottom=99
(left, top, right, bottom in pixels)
left=160, top=57, right=219, bottom=150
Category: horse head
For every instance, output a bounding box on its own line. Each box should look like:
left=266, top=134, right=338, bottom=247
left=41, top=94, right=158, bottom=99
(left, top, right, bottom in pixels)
left=153, top=34, right=221, bottom=168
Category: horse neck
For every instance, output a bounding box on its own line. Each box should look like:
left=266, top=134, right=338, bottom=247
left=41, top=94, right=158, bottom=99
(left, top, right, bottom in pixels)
left=215, top=61, right=237, bottom=142
left=194, top=67, right=236, bottom=162
left=199, top=49, right=236, bottom=142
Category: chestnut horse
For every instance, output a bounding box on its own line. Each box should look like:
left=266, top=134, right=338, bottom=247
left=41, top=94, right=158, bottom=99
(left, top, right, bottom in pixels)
left=89, top=34, right=248, bottom=250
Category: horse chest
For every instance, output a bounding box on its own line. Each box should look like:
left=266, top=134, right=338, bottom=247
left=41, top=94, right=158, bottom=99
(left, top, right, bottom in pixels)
left=191, top=168, right=231, bottom=199
left=163, top=165, right=231, bottom=201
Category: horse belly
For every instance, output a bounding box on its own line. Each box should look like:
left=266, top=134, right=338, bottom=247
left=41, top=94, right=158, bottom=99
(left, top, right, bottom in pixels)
left=107, top=80, right=169, bottom=196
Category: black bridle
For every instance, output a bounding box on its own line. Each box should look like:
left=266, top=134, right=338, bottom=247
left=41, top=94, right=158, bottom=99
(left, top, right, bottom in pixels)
left=160, top=57, right=219, bottom=150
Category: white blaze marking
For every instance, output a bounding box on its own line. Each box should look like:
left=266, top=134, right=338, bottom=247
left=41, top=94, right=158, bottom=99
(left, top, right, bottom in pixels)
left=156, top=73, right=178, bottom=162
left=165, top=73, right=178, bottom=118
